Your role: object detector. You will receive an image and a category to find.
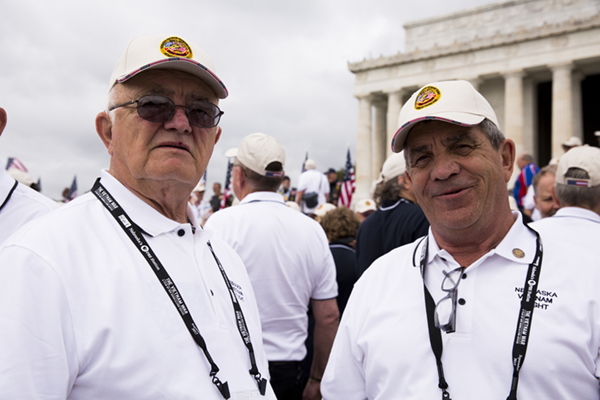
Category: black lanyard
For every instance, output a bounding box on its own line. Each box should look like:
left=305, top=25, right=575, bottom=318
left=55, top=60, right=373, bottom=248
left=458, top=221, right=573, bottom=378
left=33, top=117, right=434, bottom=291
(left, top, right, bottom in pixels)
left=92, top=179, right=267, bottom=399
left=0, top=180, right=18, bottom=212
left=415, top=225, right=543, bottom=400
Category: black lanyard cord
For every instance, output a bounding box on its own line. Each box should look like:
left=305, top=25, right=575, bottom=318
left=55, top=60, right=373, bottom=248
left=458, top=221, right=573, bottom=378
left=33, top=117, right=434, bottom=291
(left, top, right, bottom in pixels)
left=0, top=180, right=19, bottom=212
left=92, top=179, right=266, bottom=399
left=415, top=225, right=543, bottom=400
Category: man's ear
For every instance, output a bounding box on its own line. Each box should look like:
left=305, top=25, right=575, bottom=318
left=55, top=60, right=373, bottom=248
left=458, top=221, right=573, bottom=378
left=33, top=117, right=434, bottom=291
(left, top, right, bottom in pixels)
left=0, top=108, right=7, bottom=137
left=501, top=139, right=516, bottom=183
left=550, top=184, right=561, bottom=208
left=214, top=126, right=222, bottom=145
left=96, top=111, right=114, bottom=155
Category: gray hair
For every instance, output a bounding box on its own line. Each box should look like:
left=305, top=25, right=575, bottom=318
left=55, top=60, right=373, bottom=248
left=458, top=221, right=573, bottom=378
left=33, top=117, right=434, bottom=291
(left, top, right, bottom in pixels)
left=555, top=167, right=600, bottom=210
left=479, top=119, right=505, bottom=150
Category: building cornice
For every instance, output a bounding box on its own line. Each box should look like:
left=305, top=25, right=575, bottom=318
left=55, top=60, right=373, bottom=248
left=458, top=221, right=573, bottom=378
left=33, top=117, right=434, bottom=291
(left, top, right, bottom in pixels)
left=348, top=12, right=600, bottom=73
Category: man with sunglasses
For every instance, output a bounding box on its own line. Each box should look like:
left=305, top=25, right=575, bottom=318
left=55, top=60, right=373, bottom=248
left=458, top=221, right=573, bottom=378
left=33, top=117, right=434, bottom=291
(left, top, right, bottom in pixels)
left=0, top=36, right=275, bottom=400
left=322, top=80, right=600, bottom=399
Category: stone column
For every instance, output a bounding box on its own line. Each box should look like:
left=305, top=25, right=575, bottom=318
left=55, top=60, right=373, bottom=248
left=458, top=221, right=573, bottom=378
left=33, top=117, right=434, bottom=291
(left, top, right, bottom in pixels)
left=503, top=70, right=526, bottom=157
left=386, top=90, right=404, bottom=158
left=372, top=98, right=387, bottom=183
left=551, top=63, right=574, bottom=159
left=355, top=95, right=373, bottom=201
left=572, top=70, right=584, bottom=143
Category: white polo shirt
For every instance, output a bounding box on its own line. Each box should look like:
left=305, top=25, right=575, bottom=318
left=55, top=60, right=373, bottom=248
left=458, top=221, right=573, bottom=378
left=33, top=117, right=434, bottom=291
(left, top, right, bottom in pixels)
left=0, top=170, right=275, bottom=400
left=297, top=169, right=330, bottom=213
left=322, top=212, right=600, bottom=400
left=531, top=206, right=600, bottom=250
left=205, top=191, right=338, bottom=361
left=0, top=168, right=58, bottom=244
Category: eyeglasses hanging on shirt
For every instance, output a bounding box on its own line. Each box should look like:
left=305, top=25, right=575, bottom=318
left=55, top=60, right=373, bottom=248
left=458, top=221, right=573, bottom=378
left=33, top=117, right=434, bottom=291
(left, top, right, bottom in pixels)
left=413, top=226, right=543, bottom=400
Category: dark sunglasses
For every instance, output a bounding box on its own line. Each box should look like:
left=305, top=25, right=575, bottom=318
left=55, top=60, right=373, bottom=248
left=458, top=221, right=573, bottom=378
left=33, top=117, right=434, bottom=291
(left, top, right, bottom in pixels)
left=109, top=95, right=224, bottom=128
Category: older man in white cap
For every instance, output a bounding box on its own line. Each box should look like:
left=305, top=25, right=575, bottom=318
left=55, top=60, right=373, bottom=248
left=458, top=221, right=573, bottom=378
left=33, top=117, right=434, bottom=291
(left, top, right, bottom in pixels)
left=322, top=80, right=600, bottom=399
left=205, top=133, right=338, bottom=400
left=0, top=108, right=58, bottom=244
left=0, top=36, right=274, bottom=399
left=531, top=145, right=600, bottom=249
left=354, top=151, right=429, bottom=276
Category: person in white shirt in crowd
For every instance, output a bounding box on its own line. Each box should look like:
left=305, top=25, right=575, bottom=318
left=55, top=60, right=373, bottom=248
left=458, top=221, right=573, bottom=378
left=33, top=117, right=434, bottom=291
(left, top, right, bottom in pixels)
left=0, top=107, right=58, bottom=245
left=531, top=164, right=559, bottom=220
left=296, top=159, right=329, bottom=215
left=531, top=145, right=600, bottom=249
left=205, top=133, right=339, bottom=400
left=322, top=80, right=600, bottom=400
left=0, top=35, right=275, bottom=400
left=189, top=180, right=211, bottom=225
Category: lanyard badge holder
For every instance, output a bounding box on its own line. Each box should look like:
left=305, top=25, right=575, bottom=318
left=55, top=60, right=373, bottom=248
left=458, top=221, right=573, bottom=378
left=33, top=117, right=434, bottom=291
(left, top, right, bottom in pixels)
left=414, top=226, right=543, bottom=400
left=92, top=179, right=267, bottom=399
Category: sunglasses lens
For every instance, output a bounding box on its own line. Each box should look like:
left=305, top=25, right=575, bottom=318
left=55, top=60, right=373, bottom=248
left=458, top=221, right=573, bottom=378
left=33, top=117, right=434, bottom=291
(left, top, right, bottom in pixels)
left=187, top=101, right=220, bottom=128
left=137, top=96, right=174, bottom=123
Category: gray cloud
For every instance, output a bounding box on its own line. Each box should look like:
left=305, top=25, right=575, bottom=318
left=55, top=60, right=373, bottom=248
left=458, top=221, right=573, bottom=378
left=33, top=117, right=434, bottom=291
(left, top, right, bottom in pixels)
left=0, top=0, right=498, bottom=200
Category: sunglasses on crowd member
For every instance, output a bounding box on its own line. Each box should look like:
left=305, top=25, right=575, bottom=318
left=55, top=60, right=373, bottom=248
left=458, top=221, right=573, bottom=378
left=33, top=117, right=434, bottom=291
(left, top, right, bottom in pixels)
left=109, top=95, right=224, bottom=128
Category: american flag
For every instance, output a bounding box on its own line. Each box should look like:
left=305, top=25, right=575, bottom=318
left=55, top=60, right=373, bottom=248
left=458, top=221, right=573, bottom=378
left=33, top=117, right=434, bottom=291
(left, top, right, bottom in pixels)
left=339, top=148, right=355, bottom=207
left=6, top=157, right=28, bottom=172
left=66, top=176, right=78, bottom=202
left=220, top=159, right=233, bottom=209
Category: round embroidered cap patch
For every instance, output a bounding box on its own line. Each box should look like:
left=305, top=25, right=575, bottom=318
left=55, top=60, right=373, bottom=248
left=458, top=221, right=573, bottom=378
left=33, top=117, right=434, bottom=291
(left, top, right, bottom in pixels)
left=415, top=86, right=441, bottom=110
left=160, top=37, right=193, bottom=58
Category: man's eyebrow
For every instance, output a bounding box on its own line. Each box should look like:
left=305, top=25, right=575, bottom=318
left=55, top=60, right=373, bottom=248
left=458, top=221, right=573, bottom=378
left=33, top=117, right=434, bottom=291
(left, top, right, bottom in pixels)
left=440, top=131, right=478, bottom=146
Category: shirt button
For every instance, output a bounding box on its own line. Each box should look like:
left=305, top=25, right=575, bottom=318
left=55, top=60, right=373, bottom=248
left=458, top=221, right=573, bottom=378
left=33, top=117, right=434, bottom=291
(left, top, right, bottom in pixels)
left=177, top=229, right=185, bottom=237
left=458, top=298, right=466, bottom=306
left=462, top=273, right=467, bottom=280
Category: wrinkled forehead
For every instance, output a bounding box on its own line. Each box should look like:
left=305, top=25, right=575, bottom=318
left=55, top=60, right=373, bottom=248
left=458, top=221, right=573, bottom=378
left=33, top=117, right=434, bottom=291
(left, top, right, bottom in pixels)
left=405, top=121, right=481, bottom=150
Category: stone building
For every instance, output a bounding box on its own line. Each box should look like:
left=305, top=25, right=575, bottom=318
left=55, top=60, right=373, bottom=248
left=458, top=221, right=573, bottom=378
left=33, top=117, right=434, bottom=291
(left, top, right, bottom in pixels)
left=350, top=0, right=600, bottom=200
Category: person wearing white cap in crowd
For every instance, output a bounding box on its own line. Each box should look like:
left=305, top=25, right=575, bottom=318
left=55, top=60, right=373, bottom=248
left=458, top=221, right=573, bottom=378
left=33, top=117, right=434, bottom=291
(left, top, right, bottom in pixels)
left=322, top=80, right=600, bottom=400
left=313, top=201, right=336, bottom=222
left=0, top=107, right=58, bottom=245
left=0, top=36, right=275, bottom=399
left=353, top=197, right=376, bottom=223
left=561, top=136, right=582, bottom=153
left=354, top=151, right=429, bottom=276
left=189, top=179, right=211, bottom=225
left=296, top=159, right=330, bottom=215
left=531, top=145, right=600, bottom=250
left=205, top=133, right=338, bottom=400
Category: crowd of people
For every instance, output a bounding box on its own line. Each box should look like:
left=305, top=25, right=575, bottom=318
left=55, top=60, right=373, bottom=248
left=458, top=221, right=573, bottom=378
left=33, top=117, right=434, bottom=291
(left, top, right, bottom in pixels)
left=0, top=34, right=599, bottom=400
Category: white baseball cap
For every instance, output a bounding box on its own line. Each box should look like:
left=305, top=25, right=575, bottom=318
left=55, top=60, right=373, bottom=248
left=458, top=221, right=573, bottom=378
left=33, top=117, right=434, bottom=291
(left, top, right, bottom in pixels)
left=391, top=80, right=499, bottom=153
left=561, top=136, right=582, bottom=148
left=354, top=198, right=377, bottom=214
left=555, top=145, right=600, bottom=187
left=314, top=202, right=336, bottom=217
left=232, top=133, right=285, bottom=177
left=109, top=35, right=228, bottom=98
left=381, top=152, right=406, bottom=183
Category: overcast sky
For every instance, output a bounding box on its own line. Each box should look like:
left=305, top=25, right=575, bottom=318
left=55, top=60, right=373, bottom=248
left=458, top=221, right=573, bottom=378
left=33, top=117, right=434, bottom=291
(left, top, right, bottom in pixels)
left=0, top=0, right=499, bottom=200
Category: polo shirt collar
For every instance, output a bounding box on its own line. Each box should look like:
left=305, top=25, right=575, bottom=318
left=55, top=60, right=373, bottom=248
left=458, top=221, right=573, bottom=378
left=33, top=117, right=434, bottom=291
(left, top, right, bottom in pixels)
left=0, top=169, right=16, bottom=203
left=99, top=170, right=203, bottom=238
left=239, top=191, right=285, bottom=205
left=427, top=211, right=537, bottom=267
left=551, top=206, right=600, bottom=224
